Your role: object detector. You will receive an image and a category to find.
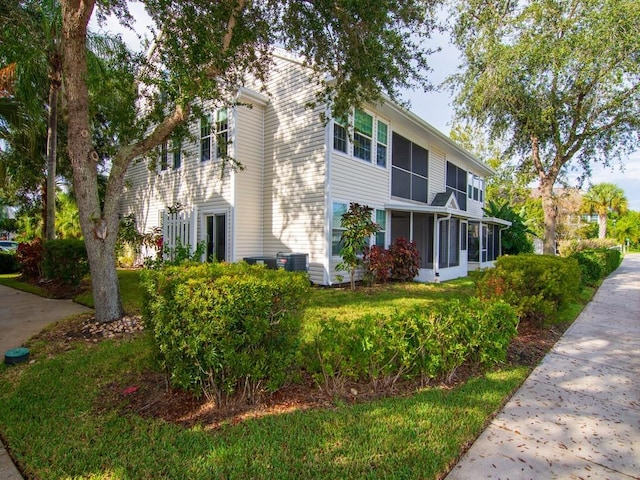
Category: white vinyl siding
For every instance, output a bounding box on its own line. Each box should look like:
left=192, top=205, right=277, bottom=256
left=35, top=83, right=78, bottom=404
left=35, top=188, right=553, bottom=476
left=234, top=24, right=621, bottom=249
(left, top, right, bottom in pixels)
left=120, top=102, right=235, bottom=248
left=233, top=103, right=265, bottom=260
left=262, top=54, right=327, bottom=284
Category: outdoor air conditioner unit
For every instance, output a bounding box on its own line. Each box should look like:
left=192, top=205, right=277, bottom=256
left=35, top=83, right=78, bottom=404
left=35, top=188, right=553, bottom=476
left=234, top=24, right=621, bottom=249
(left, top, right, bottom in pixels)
left=276, top=252, right=308, bottom=272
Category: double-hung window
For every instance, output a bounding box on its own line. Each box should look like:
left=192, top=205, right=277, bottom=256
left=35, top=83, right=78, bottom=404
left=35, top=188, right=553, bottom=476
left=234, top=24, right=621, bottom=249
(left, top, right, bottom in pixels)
left=216, top=108, right=228, bottom=158
left=331, top=202, right=348, bottom=255
left=172, top=142, right=181, bottom=169
left=353, top=109, right=373, bottom=162
left=376, top=121, right=388, bottom=167
left=201, top=108, right=229, bottom=162
left=200, top=114, right=212, bottom=162
left=333, top=117, right=348, bottom=153
left=160, top=141, right=168, bottom=171
left=468, top=173, right=484, bottom=202
left=332, top=109, right=388, bottom=168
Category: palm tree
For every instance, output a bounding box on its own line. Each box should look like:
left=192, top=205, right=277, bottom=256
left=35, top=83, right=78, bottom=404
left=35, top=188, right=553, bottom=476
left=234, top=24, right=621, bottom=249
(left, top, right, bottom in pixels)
left=582, top=183, right=628, bottom=239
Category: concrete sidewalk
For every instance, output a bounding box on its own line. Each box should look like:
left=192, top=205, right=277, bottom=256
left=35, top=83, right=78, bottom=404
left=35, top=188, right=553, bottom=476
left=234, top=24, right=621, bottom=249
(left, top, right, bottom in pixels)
left=0, top=284, right=92, bottom=480
left=446, top=253, right=640, bottom=480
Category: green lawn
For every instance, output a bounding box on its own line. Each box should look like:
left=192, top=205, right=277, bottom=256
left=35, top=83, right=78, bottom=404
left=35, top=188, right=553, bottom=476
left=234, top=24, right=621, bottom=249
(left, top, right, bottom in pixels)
left=0, top=269, right=585, bottom=480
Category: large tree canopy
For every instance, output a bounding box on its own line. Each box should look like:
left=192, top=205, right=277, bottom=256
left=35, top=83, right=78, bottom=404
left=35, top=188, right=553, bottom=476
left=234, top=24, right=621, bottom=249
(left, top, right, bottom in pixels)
left=449, top=0, right=640, bottom=254
left=60, top=0, right=441, bottom=322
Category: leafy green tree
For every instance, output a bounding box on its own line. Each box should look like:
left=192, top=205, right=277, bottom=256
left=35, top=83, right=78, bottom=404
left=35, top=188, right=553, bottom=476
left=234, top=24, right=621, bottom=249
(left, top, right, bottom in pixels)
left=449, top=123, right=532, bottom=206
left=59, top=0, right=441, bottom=322
left=449, top=0, right=640, bottom=255
left=483, top=199, right=533, bottom=255
left=337, top=203, right=380, bottom=290
left=1, top=0, right=129, bottom=240
left=582, top=183, right=628, bottom=239
left=613, top=211, right=640, bottom=248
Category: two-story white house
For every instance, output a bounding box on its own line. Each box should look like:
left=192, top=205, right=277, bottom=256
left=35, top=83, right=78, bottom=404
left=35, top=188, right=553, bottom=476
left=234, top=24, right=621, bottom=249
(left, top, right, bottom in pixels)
left=120, top=50, right=509, bottom=285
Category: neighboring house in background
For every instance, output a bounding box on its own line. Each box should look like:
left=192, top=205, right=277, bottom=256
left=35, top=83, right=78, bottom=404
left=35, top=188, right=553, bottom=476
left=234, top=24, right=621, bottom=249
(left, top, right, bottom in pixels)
left=120, top=50, right=509, bottom=285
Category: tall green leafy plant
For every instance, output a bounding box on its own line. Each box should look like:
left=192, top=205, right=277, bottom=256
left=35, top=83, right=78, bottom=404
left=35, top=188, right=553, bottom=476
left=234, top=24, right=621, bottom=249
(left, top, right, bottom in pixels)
left=336, top=203, right=380, bottom=290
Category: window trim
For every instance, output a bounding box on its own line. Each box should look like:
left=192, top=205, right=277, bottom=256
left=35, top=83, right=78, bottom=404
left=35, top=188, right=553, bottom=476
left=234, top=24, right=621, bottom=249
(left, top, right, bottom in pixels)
left=331, top=108, right=389, bottom=169
left=201, top=108, right=230, bottom=163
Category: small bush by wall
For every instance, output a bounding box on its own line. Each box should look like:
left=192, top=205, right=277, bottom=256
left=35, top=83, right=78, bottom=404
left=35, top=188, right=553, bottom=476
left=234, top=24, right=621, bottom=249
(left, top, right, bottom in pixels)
left=142, top=262, right=310, bottom=405
left=476, top=254, right=581, bottom=324
left=389, top=237, right=420, bottom=281
left=43, top=239, right=90, bottom=286
left=0, top=252, right=19, bottom=274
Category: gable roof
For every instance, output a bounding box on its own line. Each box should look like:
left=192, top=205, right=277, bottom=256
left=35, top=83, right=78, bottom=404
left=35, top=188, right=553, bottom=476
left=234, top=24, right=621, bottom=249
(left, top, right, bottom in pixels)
left=430, top=191, right=459, bottom=209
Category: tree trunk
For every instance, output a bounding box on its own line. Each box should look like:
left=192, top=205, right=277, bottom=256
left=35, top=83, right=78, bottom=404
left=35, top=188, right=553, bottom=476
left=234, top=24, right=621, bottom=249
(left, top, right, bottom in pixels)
left=45, top=78, right=60, bottom=241
left=598, top=214, right=607, bottom=239
left=540, top=178, right=557, bottom=255
left=62, top=0, right=123, bottom=322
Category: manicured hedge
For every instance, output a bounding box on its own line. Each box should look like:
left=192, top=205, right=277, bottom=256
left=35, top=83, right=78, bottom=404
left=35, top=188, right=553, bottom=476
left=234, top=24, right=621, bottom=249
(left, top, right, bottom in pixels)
left=476, top=254, right=581, bottom=323
left=142, top=262, right=310, bottom=404
left=43, top=239, right=90, bottom=286
left=569, top=248, right=622, bottom=286
left=0, top=251, right=19, bottom=274
left=304, top=298, right=518, bottom=390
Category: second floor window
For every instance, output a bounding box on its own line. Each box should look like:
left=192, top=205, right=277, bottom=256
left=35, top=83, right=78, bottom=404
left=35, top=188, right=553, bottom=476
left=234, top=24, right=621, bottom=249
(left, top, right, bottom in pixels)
left=446, top=161, right=467, bottom=210
left=332, top=109, right=388, bottom=168
left=172, top=142, right=181, bottom=169
left=353, top=109, right=373, bottom=162
left=201, top=108, right=229, bottom=162
left=333, top=117, right=347, bottom=153
left=160, top=141, right=168, bottom=171
left=391, top=132, right=428, bottom=203
left=468, top=173, right=484, bottom=202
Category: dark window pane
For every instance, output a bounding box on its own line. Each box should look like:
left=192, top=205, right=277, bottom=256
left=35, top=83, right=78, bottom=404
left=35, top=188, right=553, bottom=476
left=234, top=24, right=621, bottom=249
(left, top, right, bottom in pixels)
left=201, top=139, right=211, bottom=162
left=354, top=133, right=371, bottom=161
left=446, top=162, right=456, bottom=188
left=458, top=192, right=467, bottom=211
left=390, top=211, right=410, bottom=243
left=376, top=144, right=387, bottom=167
left=457, top=168, right=467, bottom=191
left=411, top=175, right=428, bottom=203
left=412, top=144, right=428, bottom=177
left=392, top=167, right=411, bottom=199
left=173, top=149, right=181, bottom=169
left=461, top=222, right=468, bottom=250
left=334, top=123, right=347, bottom=152
left=392, top=133, right=411, bottom=170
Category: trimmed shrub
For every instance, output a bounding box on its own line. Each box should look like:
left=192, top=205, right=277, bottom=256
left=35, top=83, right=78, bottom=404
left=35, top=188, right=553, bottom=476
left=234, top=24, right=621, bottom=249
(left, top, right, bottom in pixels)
left=572, top=248, right=621, bottom=281
left=364, top=245, right=393, bottom=284
left=570, top=251, right=602, bottom=286
left=476, top=254, right=581, bottom=324
left=389, top=237, right=420, bottom=281
left=305, top=297, right=518, bottom=391
left=16, top=239, right=44, bottom=280
left=142, top=262, right=309, bottom=404
left=43, top=239, right=90, bottom=286
left=0, top=251, right=19, bottom=273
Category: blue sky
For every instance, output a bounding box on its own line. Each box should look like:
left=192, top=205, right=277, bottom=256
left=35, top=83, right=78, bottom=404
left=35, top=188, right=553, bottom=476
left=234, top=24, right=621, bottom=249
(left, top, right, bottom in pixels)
left=91, top=4, right=640, bottom=211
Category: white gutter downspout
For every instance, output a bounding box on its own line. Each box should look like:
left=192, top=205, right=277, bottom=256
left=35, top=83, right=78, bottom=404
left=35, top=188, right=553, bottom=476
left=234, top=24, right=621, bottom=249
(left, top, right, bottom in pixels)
left=434, top=213, right=452, bottom=282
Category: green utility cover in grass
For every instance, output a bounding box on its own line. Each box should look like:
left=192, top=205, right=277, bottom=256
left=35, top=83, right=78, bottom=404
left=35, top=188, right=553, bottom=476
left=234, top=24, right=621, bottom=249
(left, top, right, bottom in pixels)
left=5, top=347, right=29, bottom=365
